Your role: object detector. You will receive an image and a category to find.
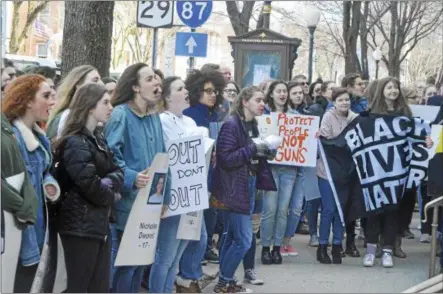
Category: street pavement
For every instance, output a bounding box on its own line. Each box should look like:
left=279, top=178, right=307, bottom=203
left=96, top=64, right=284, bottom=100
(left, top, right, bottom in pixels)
left=201, top=214, right=439, bottom=293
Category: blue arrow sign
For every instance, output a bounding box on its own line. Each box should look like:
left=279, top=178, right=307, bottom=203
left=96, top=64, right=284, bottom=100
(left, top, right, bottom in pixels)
left=175, top=32, right=208, bottom=57
left=176, top=1, right=213, bottom=28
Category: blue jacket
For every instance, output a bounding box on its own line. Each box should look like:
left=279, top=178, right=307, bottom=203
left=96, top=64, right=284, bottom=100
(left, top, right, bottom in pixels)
left=104, top=104, right=170, bottom=232
left=350, top=95, right=368, bottom=113
left=13, top=122, right=52, bottom=266
left=183, top=103, right=218, bottom=129
left=212, top=113, right=276, bottom=214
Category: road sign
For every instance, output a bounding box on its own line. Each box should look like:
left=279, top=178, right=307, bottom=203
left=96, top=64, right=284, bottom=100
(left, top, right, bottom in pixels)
left=176, top=1, right=213, bottom=28
left=137, top=1, right=174, bottom=28
left=175, top=32, right=208, bottom=57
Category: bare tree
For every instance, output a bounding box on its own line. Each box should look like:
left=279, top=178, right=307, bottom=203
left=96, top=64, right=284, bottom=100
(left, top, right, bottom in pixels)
left=225, top=1, right=270, bottom=35
left=407, top=38, right=443, bottom=87
left=9, top=1, right=50, bottom=54
left=368, top=1, right=443, bottom=78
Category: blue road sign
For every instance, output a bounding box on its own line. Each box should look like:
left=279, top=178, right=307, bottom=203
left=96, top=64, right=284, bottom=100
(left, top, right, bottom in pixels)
left=175, top=32, right=208, bottom=57
left=176, top=1, right=213, bottom=28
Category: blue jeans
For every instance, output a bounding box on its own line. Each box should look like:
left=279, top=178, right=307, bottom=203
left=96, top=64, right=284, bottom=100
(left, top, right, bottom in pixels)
left=318, top=178, right=344, bottom=245
left=112, top=230, right=145, bottom=293
left=110, top=223, right=119, bottom=289
left=285, top=168, right=305, bottom=238
left=149, top=216, right=188, bottom=293
left=220, top=211, right=252, bottom=281
left=307, top=197, right=321, bottom=237
left=204, top=207, right=218, bottom=255
left=178, top=217, right=207, bottom=281
left=261, top=165, right=297, bottom=247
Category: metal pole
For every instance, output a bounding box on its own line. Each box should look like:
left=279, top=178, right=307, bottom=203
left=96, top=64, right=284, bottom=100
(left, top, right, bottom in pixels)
left=308, top=26, right=316, bottom=84
left=152, top=28, right=158, bottom=68
left=429, top=205, right=439, bottom=278
left=375, top=60, right=380, bottom=79
left=263, top=1, right=272, bottom=29
left=188, top=28, right=196, bottom=74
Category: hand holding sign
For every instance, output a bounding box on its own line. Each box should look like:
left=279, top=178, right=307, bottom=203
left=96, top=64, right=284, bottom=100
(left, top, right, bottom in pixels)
left=135, top=168, right=150, bottom=189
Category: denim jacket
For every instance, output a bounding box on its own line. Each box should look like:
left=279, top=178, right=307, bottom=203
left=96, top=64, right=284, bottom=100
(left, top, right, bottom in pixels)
left=12, top=120, right=52, bottom=266
left=104, top=104, right=171, bottom=232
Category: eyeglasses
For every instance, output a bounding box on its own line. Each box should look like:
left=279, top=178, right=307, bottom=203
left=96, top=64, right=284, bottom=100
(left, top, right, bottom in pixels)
left=427, top=92, right=437, bottom=97
left=224, top=89, right=238, bottom=95
left=8, top=73, right=16, bottom=78
left=203, top=88, right=219, bottom=96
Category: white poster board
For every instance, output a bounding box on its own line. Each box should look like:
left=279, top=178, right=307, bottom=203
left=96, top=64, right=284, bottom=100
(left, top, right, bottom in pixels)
left=411, top=105, right=440, bottom=122
left=164, top=136, right=212, bottom=217
left=257, top=112, right=320, bottom=167
left=114, top=153, right=169, bottom=266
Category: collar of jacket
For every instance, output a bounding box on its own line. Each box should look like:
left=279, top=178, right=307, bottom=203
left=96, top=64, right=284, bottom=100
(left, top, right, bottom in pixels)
left=12, top=119, right=46, bottom=152
left=232, top=112, right=258, bottom=138
left=1, top=114, right=14, bottom=136
left=79, top=128, right=107, bottom=152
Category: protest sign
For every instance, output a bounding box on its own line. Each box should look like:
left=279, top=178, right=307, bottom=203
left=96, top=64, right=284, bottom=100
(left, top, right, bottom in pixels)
left=410, top=105, right=440, bottom=122
left=115, top=153, right=169, bottom=266
left=176, top=211, right=203, bottom=240
left=428, top=125, right=443, bottom=196
left=257, top=112, right=320, bottom=167
left=164, top=136, right=212, bottom=217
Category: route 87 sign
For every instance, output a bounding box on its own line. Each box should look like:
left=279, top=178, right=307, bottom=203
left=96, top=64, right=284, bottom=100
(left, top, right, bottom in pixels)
left=136, top=1, right=174, bottom=28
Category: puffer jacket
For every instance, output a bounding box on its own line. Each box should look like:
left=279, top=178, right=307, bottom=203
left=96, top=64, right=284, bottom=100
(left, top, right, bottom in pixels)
left=57, top=128, right=123, bottom=240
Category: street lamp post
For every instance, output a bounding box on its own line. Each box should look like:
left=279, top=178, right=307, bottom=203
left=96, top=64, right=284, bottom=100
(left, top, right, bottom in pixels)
left=372, top=47, right=382, bottom=79
left=304, top=7, right=321, bottom=84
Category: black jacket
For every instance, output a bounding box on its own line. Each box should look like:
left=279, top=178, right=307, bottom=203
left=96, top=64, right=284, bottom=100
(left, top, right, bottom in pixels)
left=57, top=129, right=123, bottom=240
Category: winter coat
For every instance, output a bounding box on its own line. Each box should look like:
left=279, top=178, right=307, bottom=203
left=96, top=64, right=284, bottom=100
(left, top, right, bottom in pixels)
left=57, top=128, right=123, bottom=240
left=212, top=113, right=277, bottom=214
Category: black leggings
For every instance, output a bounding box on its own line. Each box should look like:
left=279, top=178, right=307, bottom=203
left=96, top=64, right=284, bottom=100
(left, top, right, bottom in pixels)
left=61, top=234, right=111, bottom=293
left=397, top=188, right=416, bottom=234
left=14, top=262, right=38, bottom=293
left=366, top=210, right=398, bottom=249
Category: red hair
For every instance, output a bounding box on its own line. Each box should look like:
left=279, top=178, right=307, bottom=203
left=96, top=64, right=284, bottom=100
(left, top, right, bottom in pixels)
left=2, top=74, right=46, bottom=121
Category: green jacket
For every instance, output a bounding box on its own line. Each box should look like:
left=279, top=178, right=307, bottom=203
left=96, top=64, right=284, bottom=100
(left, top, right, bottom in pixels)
left=45, top=112, right=62, bottom=141
left=1, top=114, right=38, bottom=224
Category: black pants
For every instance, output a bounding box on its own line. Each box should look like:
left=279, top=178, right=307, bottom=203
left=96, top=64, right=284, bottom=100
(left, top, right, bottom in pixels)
left=345, top=221, right=356, bottom=246
left=61, top=234, right=111, bottom=293
left=366, top=210, right=398, bottom=249
left=397, top=188, right=417, bottom=233
left=420, top=183, right=443, bottom=234
left=14, top=262, right=38, bottom=293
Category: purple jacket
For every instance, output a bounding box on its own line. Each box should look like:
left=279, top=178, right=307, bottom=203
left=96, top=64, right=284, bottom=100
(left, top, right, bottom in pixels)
left=212, top=113, right=277, bottom=214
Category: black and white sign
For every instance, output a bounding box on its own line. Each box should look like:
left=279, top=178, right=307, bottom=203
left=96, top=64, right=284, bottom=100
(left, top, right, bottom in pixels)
left=137, top=1, right=174, bottom=28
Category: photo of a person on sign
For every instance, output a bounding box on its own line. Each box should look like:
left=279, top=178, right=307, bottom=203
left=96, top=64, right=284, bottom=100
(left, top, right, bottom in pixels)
left=147, top=173, right=166, bottom=205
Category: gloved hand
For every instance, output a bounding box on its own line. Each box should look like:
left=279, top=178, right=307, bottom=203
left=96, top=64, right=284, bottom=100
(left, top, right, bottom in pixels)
left=252, top=138, right=270, bottom=158
left=100, top=177, right=113, bottom=190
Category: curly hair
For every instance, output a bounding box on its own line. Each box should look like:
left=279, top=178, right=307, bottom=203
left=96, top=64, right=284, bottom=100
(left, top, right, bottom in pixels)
left=265, top=80, right=288, bottom=112
left=2, top=74, right=47, bottom=121
left=184, top=69, right=226, bottom=109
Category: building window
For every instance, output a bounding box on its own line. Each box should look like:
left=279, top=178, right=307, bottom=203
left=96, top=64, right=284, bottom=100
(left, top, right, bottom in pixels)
left=36, top=43, right=48, bottom=58
left=38, top=5, right=51, bottom=25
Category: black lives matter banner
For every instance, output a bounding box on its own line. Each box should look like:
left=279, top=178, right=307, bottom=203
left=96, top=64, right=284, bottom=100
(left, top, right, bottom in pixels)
left=321, top=114, right=431, bottom=221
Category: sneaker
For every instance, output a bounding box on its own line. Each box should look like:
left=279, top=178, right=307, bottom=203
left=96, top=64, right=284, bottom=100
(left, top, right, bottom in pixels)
left=297, top=223, right=310, bottom=235
left=244, top=269, right=264, bottom=285
left=402, top=228, right=415, bottom=239
left=176, top=280, right=202, bottom=293
left=280, top=246, right=289, bottom=257
left=228, top=283, right=253, bottom=293
left=420, top=233, right=431, bottom=243
left=309, top=235, right=320, bottom=247
left=214, top=284, right=230, bottom=293
left=205, top=249, right=219, bottom=264
left=382, top=252, right=394, bottom=268
left=284, top=245, right=299, bottom=256
left=363, top=253, right=375, bottom=267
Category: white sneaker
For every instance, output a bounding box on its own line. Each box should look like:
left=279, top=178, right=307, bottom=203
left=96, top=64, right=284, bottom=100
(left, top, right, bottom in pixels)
left=382, top=252, right=394, bottom=268
left=363, top=253, right=375, bottom=267
left=420, top=233, right=431, bottom=243
left=244, top=269, right=264, bottom=285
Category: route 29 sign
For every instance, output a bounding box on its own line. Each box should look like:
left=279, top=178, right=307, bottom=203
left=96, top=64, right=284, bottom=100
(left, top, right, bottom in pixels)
left=137, top=1, right=174, bottom=28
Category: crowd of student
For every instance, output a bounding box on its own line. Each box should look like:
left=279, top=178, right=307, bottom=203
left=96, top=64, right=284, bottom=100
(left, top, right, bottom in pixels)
left=1, top=56, right=442, bottom=294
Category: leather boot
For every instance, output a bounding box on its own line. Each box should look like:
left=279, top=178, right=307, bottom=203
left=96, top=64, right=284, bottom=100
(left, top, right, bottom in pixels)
left=317, top=244, right=332, bottom=264
left=331, top=244, right=342, bottom=264
left=394, top=235, right=407, bottom=258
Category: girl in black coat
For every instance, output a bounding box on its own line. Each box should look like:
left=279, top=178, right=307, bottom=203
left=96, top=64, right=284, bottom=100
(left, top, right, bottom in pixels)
left=54, top=83, right=123, bottom=292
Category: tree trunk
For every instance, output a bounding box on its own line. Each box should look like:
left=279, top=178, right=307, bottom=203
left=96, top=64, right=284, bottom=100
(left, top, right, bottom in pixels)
left=343, top=1, right=361, bottom=74
left=62, top=1, right=114, bottom=78
left=225, top=1, right=256, bottom=35
left=360, top=1, right=369, bottom=79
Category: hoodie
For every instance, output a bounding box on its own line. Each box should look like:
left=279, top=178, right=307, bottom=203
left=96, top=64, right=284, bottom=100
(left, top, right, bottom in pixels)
left=316, top=107, right=358, bottom=179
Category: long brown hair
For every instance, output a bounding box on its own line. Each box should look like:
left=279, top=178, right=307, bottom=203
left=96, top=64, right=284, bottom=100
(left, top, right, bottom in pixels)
left=364, top=80, right=379, bottom=105
left=54, top=83, right=107, bottom=149
left=370, top=77, right=412, bottom=117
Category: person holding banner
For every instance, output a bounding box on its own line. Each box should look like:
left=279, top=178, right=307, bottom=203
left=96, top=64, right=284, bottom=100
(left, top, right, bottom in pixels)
left=54, top=83, right=123, bottom=292
left=104, top=63, right=166, bottom=293
left=2, top=74, right=60, bottom=292
left=212, top=85, right=276, bottom=293
left=316, top=87, right=358, bottom=264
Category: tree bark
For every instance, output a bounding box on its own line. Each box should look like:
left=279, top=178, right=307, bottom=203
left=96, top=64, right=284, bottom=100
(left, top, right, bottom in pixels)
left=62, top=1, right=114, bottom=77
left=225, top=1, right=256, bottom=35
left=360, top=1, right=369, bottom=79
left=343, top=1, right=361, bottom=74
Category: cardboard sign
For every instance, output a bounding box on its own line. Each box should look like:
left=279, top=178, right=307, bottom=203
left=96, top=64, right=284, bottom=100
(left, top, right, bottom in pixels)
left=410, top=105, right=440, bottom=122
left=257, top=112, right=320, bottom=167
left=114, top=153, right=169, bottom=266
left=164, top=136, right=212, bottom=217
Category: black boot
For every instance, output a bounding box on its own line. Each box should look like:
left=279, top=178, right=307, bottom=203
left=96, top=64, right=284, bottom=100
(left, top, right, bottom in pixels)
left=393, top=235, right=407, bottom=258
left=271, top=247, right=283, bottom=264
left=345, top=235, right=360, bottom=258
left=317, top=244, right=332, bottom=264
left=261, top=247, right=272, bottom=265
left=331, top=244, right=342, bottom=264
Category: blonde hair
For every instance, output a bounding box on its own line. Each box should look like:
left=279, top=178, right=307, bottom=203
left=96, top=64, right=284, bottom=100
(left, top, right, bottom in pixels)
left=49, top=65, right=97, bottom=122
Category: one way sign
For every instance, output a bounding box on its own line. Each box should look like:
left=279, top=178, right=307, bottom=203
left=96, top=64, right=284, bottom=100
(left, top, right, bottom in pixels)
left=175, top=32, right=208, bottom=58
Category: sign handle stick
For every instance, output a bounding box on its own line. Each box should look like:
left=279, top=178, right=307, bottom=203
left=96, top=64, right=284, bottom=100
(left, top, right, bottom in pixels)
left=188, top=28, right=196, bottom=73
left=152, top=28, right=159, bottom=68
